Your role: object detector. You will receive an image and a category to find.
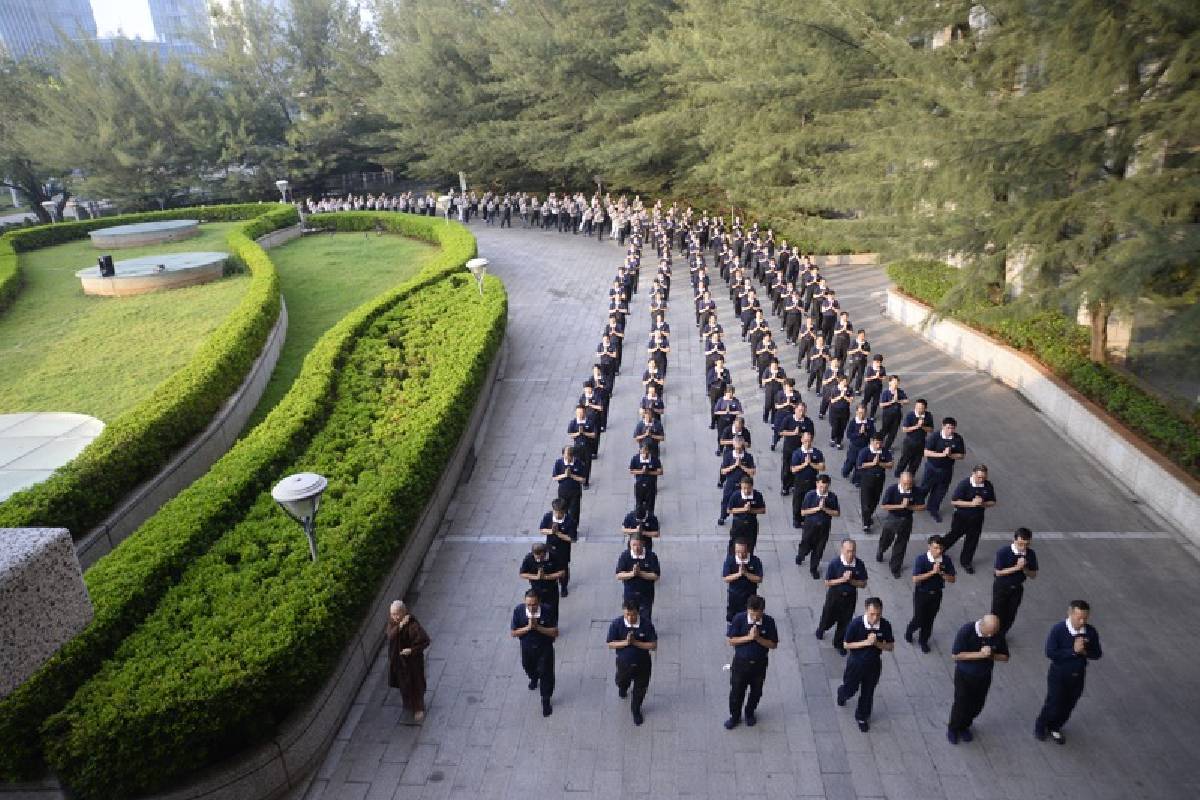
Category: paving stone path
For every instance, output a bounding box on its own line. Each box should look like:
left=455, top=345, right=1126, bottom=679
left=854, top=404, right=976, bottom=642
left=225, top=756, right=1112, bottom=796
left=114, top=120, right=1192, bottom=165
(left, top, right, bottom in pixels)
left=297, top=221, right=1200, bottom=800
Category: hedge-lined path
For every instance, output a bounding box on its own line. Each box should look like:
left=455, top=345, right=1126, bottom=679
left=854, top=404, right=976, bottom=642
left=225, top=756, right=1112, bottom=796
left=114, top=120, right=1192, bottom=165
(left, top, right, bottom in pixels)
left=297, top=224, right=1199, bottom=800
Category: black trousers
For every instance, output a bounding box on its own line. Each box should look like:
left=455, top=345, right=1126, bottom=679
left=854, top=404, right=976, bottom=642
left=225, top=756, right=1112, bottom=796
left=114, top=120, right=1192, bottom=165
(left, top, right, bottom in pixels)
left=880, top=408, right=902, bottom=450
left=949, top=670, right=992, bottom=732
left=730, top=518, right=759, bottom=554
left=991, top=583, right=1024, bottom=635
left=860, top=473, right=886, bottom=525
left=829, top=408, right=850, bottom=443
left=615, top=658, right=652, bottom=715
left=549, top=543, right=572, bottom=592
left=906, top=589, right=942, bottom=645
left=877, top=516, right=913, bottom=576
left=521, top=645, right=555, bottom=699
left=780, top=445, right=798, bottom=491
left=840, top=657, right=882, bottom=722
left=560, top=490, right=581, bottom=530
left=634, top=480, right=658, bottom=515
left=861, top=382, right=882, bottom=417
left=1036, top=667, right=1087, bottom=733
left=943, top=511, right=985, bottom=567
left=818, top=589, right=857, bottom=649
left=728, top=656, right=768, bottom=720
left=894, top=439, right=923, bottom=478
left=791, top=477, right=816, bottom=527
left=797, top=519, right=831, bottom=574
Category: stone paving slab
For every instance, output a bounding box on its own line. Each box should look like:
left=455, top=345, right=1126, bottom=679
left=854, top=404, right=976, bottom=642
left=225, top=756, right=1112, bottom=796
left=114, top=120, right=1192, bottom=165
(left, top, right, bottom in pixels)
left=0, top=412, right=105, bottom=501
left=296, top=222, right=1200, bottom=800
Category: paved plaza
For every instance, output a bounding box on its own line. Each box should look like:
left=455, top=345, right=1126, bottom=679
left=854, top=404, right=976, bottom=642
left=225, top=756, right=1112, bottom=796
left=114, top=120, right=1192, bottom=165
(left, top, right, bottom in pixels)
left=296, top=223, right=1200, bottom=800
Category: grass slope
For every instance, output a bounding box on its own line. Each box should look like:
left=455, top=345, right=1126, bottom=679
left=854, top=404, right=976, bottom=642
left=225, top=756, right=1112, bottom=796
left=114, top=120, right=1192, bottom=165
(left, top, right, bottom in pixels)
left=244, top=231, right=436, bottom=429
left=0, top=222, right=247, bottom=421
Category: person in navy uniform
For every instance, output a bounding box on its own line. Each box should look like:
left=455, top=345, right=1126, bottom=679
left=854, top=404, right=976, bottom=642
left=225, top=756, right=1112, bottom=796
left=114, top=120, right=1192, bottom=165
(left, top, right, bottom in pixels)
left=837, top=597, right=895, bottom=732
left=860, top=354, right=887, bottom=418
left=622, top=504, right=660, bottom=551
left=712, top=385, right=743, bottom=453
left=567, top=405, right=597, bottom=486
left=992, top=527, right=1038, bottom=634
left=876, top=471, right=925, bottom=579
left=706, top=357, right=732, bottom=429
left=841, top=405, right=876, bottom=485
left=796, top=474, right=840, bottom=577
left=845, top=329, right=872, bottom=393
left=790, top=430, right=826, bottom=528
left=726, top=475, right=766, bottom=553
left=629, top=442, right=664, bottom=515
left=722, top=538, right=764, bottom=622
left=941, top=464, right=997, bottom=573
left=816, top=538, right=869, bottom=654
left=616, top=535, right=661, bottom=624
left=920, top=417, right=966, bottom=522
left=540, top=499, right=577, bottom=598
left=1035, top=600, right=1102, bottom=744
left=856, top=434, right=894, bottom=531
left=519, top=542, right=565, bottom=608
left=552, top=445, right=586, bottom=527
left=718, top=437, right=756, bottom=523
left=724, top=594, right=779, bottom=729
left=905, top=535, right=956, bottom=653
left=776, top=401, right=809, bottom=495
left=606, top=599, right=659, bottom=726
left=770, top=379, right=803, bottom=450
left=511, top=590, right=558, bottom=717
left=877, top=374, right=907, bottom=449
left=893, top=398, right=933, bottom=478
left=633, top=406, right=665, bottom=459
left=947, top=613, right=1009, bottom=744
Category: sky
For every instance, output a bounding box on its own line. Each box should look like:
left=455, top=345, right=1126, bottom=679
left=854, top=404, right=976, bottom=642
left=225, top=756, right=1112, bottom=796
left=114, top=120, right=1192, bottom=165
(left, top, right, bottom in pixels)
left=89, top=0, right=156, bottom=40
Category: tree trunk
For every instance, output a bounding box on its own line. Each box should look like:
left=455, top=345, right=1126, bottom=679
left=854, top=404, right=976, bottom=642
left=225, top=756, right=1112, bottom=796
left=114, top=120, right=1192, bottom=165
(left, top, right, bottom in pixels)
left=1089, top=300, right=1110, bottom=364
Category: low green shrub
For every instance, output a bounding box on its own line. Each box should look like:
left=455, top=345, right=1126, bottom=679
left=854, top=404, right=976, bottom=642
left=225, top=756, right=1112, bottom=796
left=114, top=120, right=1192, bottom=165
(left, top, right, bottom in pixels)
left=43, top=274, right=506, bottom=799
left=0, top=205, right=297, bottom=539
left=888, top=260, right=1200, bottom=478
left=0, top=237, right=19, bottom=314
left=0, top=212, right=478, bottom=781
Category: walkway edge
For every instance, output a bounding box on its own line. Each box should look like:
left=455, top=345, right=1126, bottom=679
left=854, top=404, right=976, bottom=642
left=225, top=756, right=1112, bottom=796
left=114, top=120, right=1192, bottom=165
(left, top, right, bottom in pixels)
left=141, top=332, right=508, bottom=800
left=886, top=288, right=1199, bottom=545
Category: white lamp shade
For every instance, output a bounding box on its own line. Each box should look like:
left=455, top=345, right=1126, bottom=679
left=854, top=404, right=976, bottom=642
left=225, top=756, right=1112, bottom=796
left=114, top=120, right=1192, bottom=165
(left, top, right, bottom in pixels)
left=275, top=180, right=290, bottom=191
left=466, top=258, right=488, bottom=277
left=271, top=472, right=328, bottom=524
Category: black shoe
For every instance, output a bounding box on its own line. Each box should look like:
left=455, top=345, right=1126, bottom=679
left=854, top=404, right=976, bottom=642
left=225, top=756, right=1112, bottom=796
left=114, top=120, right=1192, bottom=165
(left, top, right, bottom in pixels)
left=542, top=699, right=553, bottom=717
left=903, top=628, right=913, bottom=644
left=946, top=729, right=959, bottom=745
left=891, top=569, right=902, bottom=579
left=781, top=489, right=790, bottom=496
left=1050, top=730, right=1065, bottom=745
left=529, top=678, right=539, bottom=690
left=1034, top=727, right=1047, bottom=742
left=618, top=686, right=628, bottom=699
left=862, top=524, right=871, bottom=532
left=745, top=710, right=757, bottom=727
left=795, top=553, right=804, bottom=566
left=770, top=444, right=777, bottom=451
left=717, top=517, right=726, bottom=526
left=920, top=642, right=931, bottom=654
left=929, top=510, right=942, bottom=523
left=723, top=717, right=739, bottom=730
left=963, top=564, right=975, bottom=575
left=561, top=587, right=569, bottom=598
left=632, top=709, right=644, bottom=726
left=857, top=719, right=869, bottom=733
left=815, top=628, right=824, bottom=640
left=960, top=728, right=973, bottom=743
left=836, top=646, right=847, bottom=656
left=836, top=687, right=847, bottom=707
left=810, top=571, right=820, bottom=580
left=875, top=552, right=884, bottom=563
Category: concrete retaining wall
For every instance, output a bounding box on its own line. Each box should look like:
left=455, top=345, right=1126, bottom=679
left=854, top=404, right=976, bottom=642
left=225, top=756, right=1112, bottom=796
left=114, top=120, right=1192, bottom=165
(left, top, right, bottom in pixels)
left=811, top=253, right=879, bottom=267
left=886, top=289, right=1200, bottom=544
left=74, top=225, right=301, bottom=567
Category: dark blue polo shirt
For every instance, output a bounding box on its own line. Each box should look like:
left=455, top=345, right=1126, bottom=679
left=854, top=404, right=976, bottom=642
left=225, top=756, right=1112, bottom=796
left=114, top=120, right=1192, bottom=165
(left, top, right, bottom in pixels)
left=993, top=544, right=1038, bottom=588
left=567, top=418, right=594, bottom=448
left=903, top=411, right=934, bottom=445
left=606, top=617, right=658, bottom=668
left=540, top=512, right=578, bottom=550
left=714, top=397, right=743, bottom=417
left=727, top=612, right=779, bottom=660
left=855, top=446, right=893, bottom=479
left=629, top=454, right=663, bottom=488
left=729, top=490, right=766, bottom=520
left=722, top=553, right=764, bottom=602
left=801, top=490, right=839, bottom=525
left=552, top=458, right=585, bottom=496
left=512, top=603, right=557, bottom=651
left=616, top=550, right=661, bottom=604
left=778, top=414, right=814, bottom=443
left=634, top=419, right=664, bottom=444
left=520, top=552, right=563, bottom=598
left=622, top=510, right=660, bottom=536
left=952, top=621, right=1008, bottom=677
left=879, top=387, right=907, bottom=410
left=1045, top=620, right=1102, bottom=673
left=844, top=616, right=895, bottom=666
left=924, top=431, right=965, bottom=471
left=824, top=556, right=868, bottom=597
left=913, top=552, right=955, bottom=592
left=721, top=450, right=755, bottom=485
left=951, top=478, right=995, bottom=520
left=880, top=484, right=922, bottom=518
left=846, top=418, right=876, bottom=448
left=790, top=447, right=825, bottom=482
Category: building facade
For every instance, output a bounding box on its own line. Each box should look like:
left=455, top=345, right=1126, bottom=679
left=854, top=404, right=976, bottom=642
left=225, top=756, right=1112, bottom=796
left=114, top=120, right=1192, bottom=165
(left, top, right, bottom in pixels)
left=0, top=0, right=96, bottom=60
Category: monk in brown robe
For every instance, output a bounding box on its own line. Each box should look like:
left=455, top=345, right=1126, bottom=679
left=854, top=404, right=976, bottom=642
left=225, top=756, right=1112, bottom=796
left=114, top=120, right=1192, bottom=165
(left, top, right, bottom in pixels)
left=387, top=600, right=431, bottom=722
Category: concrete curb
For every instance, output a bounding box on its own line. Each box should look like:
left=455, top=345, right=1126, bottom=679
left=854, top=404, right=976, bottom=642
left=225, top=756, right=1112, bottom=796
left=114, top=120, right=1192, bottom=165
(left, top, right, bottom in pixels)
left=74, top=225, right=301, bottom=567
left=140, top=333, right=508, bottom=800
left=886, top=289, right=1199, bottom=545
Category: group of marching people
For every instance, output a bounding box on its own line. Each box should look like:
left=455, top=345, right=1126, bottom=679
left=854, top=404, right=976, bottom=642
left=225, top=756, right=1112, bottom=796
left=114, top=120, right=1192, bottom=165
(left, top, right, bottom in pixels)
left=497, top=190, right=1100, bottom=745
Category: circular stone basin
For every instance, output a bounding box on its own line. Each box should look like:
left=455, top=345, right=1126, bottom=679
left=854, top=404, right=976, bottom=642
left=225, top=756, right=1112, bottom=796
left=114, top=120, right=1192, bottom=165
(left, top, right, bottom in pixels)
left=88, top=219, right=200, bottom=249
left=75, top=252, right=229, bottom=297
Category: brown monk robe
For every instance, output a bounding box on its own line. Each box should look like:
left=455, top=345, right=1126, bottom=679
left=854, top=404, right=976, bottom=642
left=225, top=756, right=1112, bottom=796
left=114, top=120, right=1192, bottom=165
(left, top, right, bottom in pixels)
left=386, top=600, right=432, bottom=721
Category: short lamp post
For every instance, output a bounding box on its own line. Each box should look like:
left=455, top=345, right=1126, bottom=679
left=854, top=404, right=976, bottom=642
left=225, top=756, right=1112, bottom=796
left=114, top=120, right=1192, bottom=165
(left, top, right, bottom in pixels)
left=275, top=179, right=290, bottom=203
left=271, top=472, right=328, bottom=561
left=466, top=257, right=488, bottom=297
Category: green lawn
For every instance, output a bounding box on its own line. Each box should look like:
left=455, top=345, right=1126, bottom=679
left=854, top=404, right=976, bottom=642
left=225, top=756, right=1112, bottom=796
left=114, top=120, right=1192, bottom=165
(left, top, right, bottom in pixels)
left=0, top=222, right=249, bottom=421
left=243, top=231, right=437, bottom=429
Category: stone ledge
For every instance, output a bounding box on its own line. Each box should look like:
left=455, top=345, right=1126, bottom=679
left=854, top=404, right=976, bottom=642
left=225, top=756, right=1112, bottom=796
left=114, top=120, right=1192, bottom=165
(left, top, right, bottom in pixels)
left=886, top=289, right=1199, bottom=545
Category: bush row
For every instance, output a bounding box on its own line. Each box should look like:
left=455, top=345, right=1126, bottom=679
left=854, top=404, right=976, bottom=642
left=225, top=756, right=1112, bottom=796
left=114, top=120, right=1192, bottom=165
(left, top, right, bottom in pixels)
left=887, top=259, right=1200, bottom=478
left=0, top=205, right=298, bottom=539
left=44, top=272, right=507, bottom=798
left=0, top=212, right=479, bottom=782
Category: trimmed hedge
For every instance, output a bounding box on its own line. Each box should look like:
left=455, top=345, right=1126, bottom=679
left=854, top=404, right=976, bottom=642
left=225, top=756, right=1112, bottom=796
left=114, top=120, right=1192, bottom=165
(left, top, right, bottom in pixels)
left=0, top=212, right=478, bottom=781
left=888, top=259, right=1200, bottom=478
left=0, top=204, right=298, bottom=539
left=43, top=272, right=506, bottom=798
